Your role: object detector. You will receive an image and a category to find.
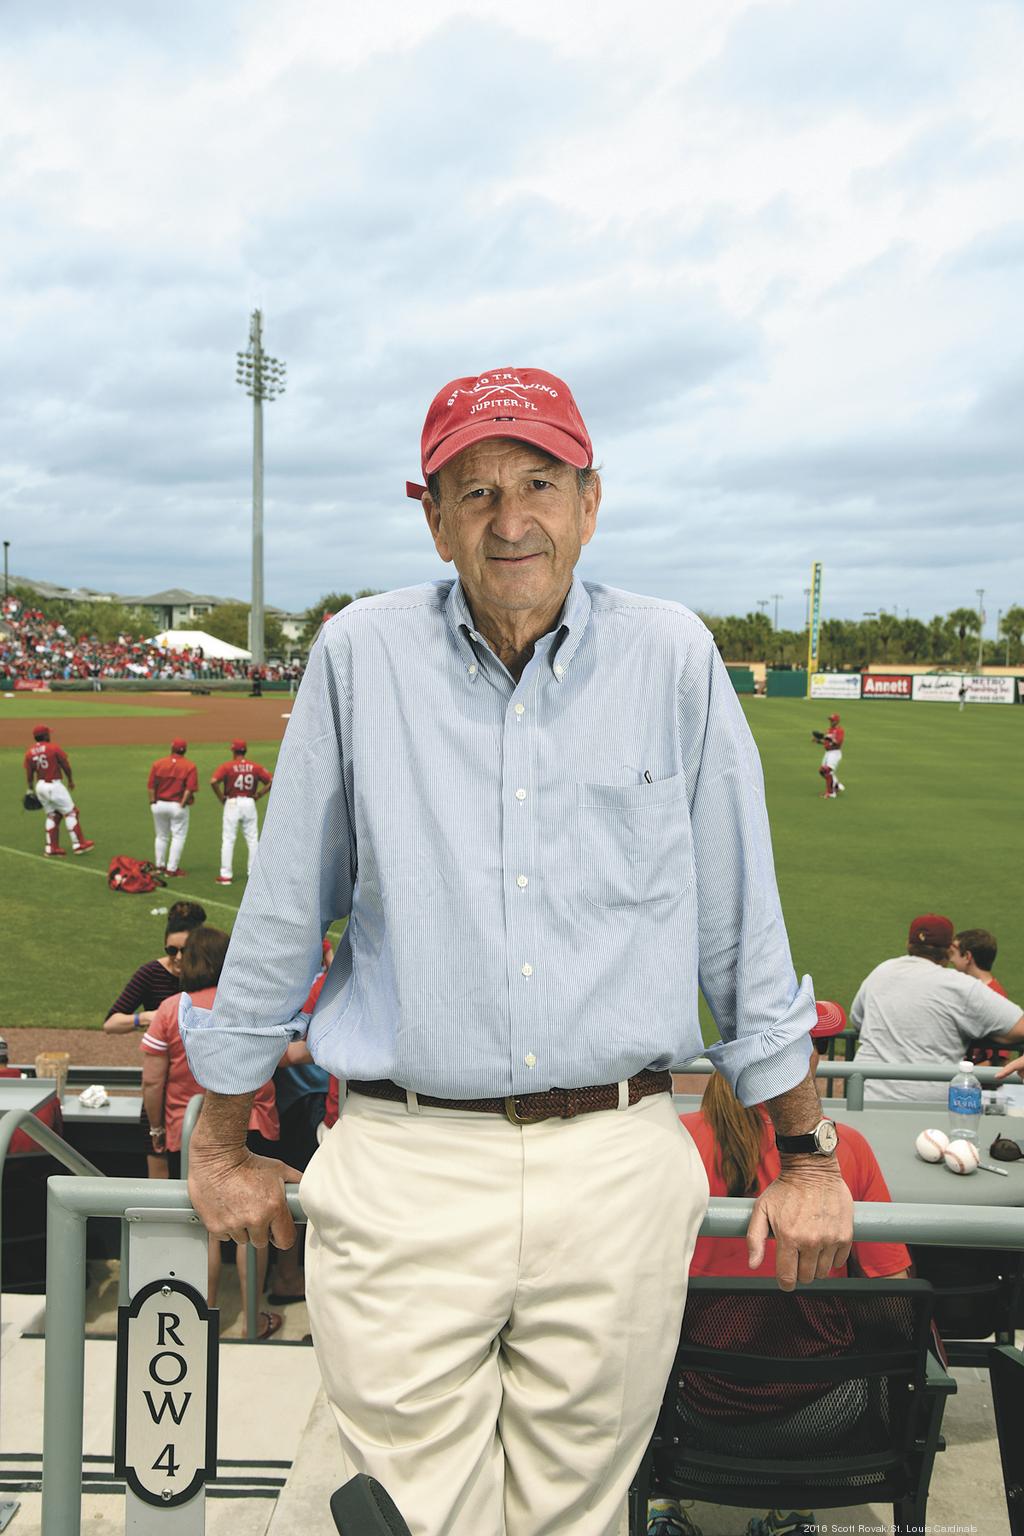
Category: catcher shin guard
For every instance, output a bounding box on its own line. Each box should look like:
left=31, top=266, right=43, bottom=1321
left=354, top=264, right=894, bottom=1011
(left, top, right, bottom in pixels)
left=45, top=812, right=61, bottom=853
left=822, top=766, right=834, bottom=795
left=66, top=804, right=84, bottom=848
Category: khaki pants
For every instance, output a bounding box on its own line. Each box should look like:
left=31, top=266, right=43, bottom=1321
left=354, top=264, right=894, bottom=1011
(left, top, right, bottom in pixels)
left=301, top=1087, right=709, bottom=1536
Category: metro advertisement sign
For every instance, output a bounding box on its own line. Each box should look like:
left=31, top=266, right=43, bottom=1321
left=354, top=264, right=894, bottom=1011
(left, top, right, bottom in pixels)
left=862, top=673, right=912, bottom=700
left=912, top=674, right=1015, bottom=704
left=810, top=673, right=861, bottom=700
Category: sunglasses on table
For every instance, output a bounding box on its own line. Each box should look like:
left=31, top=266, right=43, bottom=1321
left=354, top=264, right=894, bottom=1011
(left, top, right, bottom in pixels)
left=989, top=1135, right=1024, bottom=1162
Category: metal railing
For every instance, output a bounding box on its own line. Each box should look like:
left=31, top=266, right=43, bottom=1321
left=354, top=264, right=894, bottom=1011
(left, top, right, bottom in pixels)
left=675, top=1057, right=1010, bottom=1111
left=39, top=1174, right=1024, bottom=1536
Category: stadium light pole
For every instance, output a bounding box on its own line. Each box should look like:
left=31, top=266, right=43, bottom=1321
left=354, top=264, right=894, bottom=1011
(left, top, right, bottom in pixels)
left=235, top=309, right=286, bottom=668
left=757, top=599, right=769, bottom=619
left=771, top=593, right=782, bottom=630
left=976, top=587, right=985, bottom=672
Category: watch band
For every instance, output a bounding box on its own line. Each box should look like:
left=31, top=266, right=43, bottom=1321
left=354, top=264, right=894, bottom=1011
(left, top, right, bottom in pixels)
left=775, top=1118, right=839, bottom=1156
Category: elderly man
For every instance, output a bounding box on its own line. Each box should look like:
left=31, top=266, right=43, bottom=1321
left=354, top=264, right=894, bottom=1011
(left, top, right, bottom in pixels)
left=181, top=366, right=851, bottom=1536
left=850, top=912, right=1024, bottom=1102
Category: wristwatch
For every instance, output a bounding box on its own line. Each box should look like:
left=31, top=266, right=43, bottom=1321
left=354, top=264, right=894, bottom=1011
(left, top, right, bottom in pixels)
left=775, top=1118, right=839, bottom=1156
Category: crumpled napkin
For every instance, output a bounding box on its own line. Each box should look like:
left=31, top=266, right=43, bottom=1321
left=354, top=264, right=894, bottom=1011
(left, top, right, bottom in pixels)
left=78, top=1084, right=110, bottom=1109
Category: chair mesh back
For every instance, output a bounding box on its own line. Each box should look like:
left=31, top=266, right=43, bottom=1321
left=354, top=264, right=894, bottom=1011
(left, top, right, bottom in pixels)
left=657, top=1284, right=928, bottom=1498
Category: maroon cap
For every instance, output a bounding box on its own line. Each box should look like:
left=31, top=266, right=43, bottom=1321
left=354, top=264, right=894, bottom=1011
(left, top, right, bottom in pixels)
left=231, top=739, right=247, bottom=753
left=406, top=366, right=593, bottom=499
left=811, top=1000, right=847, bottom=1040
left=909, top=913, right=953, bottom=948
left=170, top=738, right=188, bottom=754
left=828, top=713, right=840, bottom=723
left=32, top=724, right=50, bottom=740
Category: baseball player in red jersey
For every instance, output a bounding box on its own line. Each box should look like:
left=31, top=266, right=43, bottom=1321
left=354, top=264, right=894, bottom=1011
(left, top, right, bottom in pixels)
left=24, top=725, right=95, bottom=857
left=147, top=739, right=198, bottom=877
left=811, top=712, right=846, bottom=799
left=210, top=739, right=273, bottom=885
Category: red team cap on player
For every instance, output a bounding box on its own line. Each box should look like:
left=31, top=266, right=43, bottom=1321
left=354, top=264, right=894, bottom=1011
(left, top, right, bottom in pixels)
left=829, top=714, right=840, bottom=723
left=908, top=913, right=954, bottom=948
left=32, top=724, right=50, bottom=739
left=232, top=739, right=247, bottom=753
left=811, top=1000, right=847, bottom=1040
left=405, top=366, right=594, bottom=499
left=170, top=738, right=188, bottom=754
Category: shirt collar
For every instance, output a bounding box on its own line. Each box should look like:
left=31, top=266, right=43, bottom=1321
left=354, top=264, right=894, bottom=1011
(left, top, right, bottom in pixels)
left=443, top=575, right=592, bottom=684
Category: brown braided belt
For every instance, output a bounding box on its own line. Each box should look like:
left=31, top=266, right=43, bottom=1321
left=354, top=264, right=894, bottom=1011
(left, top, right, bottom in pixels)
left=347, top=1068, right=672, bottom=1125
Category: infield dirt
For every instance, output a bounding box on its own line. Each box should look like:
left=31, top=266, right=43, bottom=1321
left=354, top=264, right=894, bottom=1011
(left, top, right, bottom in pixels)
left=0, top=691, right=293, bottom=750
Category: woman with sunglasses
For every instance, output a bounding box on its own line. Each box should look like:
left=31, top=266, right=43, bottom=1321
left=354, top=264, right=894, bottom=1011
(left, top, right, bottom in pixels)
left=103, top=901, right=207, bottom=1035
left=103, top=901, right=206, bottom=1177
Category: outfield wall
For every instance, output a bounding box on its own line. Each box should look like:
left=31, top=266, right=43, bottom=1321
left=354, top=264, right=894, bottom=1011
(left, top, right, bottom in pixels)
left=799, top=671, right=1022, bottom=703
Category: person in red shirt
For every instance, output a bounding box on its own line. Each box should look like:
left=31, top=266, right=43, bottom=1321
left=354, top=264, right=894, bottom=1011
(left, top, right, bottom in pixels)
left=147, top=738, right=198, bottom=877
left=209, top=739, right=273, bottom=886
left=813, top=712, right=845, bottom=800
left=951, top=928, right=1011, bottom=1066
left=648, top=1003, right=909, bottom=1536
left=24, top=724, right=95, bottom=857
left=141, top=926, right=283, bottom=1340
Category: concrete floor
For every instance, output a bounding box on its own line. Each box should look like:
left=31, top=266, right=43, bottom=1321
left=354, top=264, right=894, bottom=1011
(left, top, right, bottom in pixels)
left=0, top=1274, right=1015, bottom=1536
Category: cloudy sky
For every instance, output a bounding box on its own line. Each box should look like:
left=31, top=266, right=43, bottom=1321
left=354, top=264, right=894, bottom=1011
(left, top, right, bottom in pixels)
left=3, top=0, right=1023, bottom=630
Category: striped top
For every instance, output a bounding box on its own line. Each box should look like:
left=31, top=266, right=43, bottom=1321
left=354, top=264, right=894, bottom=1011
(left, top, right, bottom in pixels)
left=180, top=577, right=815, bottom=1105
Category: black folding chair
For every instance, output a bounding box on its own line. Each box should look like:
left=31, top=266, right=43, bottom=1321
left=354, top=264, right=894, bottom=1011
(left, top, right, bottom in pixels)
left=331, top=1474, right=412, bottom=1535
left=990, top=1346, right=1024, bottom=1536
left=630, top=1278, right=955, bottom=1536
left=911, top=1246, right=1024, bottom=1366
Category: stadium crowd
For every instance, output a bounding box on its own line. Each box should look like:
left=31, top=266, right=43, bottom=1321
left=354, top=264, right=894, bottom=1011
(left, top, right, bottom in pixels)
left=0, top=594, right=302, bottom=684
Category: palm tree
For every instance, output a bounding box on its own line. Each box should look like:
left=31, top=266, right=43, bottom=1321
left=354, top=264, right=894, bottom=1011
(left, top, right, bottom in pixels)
left=1000, top=605, right=1024, bottom=665
left=947, top=608, right=980, bottom=666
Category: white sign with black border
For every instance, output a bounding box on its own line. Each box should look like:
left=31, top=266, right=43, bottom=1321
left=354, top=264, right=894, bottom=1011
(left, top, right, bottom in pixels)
left=115, top=1277, right=218, bottom=1507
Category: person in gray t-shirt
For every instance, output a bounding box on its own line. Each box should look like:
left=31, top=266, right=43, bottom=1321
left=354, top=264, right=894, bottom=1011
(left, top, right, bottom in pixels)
left=850, top=913, right=1024, bottom=1102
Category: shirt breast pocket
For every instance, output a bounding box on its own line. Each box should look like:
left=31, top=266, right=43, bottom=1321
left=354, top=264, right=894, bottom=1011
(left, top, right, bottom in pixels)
left=577, top=774, right=693, bottom=908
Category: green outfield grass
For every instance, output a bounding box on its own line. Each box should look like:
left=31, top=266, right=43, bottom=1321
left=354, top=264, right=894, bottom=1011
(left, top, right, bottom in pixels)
left=0, top=695, right=189, bottom=718
left=1, top=699, right=1021, bottom=1031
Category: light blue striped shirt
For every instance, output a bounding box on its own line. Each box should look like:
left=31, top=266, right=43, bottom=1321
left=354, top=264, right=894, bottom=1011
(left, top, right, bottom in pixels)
left=179, top=576, right=814, bottom=1106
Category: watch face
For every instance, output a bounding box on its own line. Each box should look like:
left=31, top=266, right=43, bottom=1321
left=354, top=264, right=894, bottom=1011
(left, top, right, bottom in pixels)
left=815, top=1120, right=839, bottom=1154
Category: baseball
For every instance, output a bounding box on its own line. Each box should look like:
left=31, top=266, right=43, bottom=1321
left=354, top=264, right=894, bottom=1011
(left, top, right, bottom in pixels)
left=943, top=1138, right=980, bottom=1176
left=915, top=1128, right=950, bottom=1163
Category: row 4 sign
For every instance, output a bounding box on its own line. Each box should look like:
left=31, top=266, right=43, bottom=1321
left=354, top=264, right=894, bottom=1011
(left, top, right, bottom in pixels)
left=115, top=1278, right=218, bottom=1507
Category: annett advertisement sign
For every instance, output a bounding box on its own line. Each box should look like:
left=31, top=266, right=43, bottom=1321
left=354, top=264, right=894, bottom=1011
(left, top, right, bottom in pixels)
left=862, top=674, right=912, bottom=700
left=810, top=673, right=861, bottom=700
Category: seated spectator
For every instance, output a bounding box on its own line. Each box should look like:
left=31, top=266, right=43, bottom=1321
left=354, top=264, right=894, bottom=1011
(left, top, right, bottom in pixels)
left=103, top=901, right=207, bottom=1034
left=141, top=925, right=283, bottom=1340
left=849, top=913, right=1024, bottom=1101
left=950, top=928, right=1011, bottom=1065
left=267, top=939, right=333, bottom=1303
left=648, top=1004, right=911, bottom=1536
left=104, top=900, right=206, bottom=1177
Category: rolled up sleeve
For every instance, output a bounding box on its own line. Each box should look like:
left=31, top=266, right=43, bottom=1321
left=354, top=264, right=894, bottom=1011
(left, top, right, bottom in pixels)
left=179, top=633, right=355, bottom=1093
left=683, top=647, right=815, bottom=1106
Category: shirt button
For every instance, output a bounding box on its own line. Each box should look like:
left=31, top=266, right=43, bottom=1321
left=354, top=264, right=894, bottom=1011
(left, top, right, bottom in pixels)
left=514, top=703, right=525, bottom=716
left=521, top=962, right=533, bottom=977
left=515, top=787, right=527, bottom=801
left=553, top=663, right=564, bottom=678
left=468, top=664, right=477, bottom=676
left=525, top=1053, right=536, bottom=1068
left=516, top=874, right=528, bottom=889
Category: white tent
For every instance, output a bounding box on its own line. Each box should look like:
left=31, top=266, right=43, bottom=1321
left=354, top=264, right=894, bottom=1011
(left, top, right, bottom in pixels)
left=150, top=629, right=252, bottom=661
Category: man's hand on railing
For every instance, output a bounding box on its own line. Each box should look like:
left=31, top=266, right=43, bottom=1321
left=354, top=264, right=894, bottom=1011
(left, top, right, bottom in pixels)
left=187, top=1090, right=301, bottom=1250
left=995, top=1054, right=1024, bottom=1083
left=746, top=1161, right=854, bottom=1293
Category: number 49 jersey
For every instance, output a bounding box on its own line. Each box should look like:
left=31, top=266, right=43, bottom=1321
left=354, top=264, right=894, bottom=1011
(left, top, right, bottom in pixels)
left=211, top=758, right=273, bottom=799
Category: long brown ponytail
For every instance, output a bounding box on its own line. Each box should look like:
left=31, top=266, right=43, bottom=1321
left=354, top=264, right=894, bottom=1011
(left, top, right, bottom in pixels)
left=700, top=1072, right=765, bottom=1198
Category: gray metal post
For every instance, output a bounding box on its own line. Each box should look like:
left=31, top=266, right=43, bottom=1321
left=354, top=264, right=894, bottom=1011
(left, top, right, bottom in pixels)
left=41, top=1192, right=88, bottom=1536
left=251, top=311, right=265, bottom=669
left=847, top=1073, right=865, bottom=1111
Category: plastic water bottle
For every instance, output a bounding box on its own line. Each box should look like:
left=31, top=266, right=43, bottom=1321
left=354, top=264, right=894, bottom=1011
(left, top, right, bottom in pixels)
left=948, top=1060, right=983, bottom=1144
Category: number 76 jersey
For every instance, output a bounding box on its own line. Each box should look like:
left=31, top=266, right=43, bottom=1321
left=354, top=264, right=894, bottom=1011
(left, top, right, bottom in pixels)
left=210, top=758, right=273, bottom=798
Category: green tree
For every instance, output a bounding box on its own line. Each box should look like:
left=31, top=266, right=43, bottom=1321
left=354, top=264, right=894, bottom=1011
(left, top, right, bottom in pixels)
left=1000, top=604, right=1024, bottom=664
left=195, top=602, right=285, bottom=657
left=299, top=592, right=354, bottom=648
left=947, top=607, right=980, bottom=665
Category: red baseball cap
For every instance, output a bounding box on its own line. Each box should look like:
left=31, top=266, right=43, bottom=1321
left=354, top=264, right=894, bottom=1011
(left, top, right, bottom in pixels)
left=32, top=724, right=50, bottom=740
left=908, top=913, right=953, bottom=948
left=828, top=713, right=840, bottom=723
left=811, top=1000, right=847, bottom=1040
left=406, top=366, right=593, bottom=499
left=232, top=739, right=247, bottom=753
left=170, top=738, right=188, bottom=754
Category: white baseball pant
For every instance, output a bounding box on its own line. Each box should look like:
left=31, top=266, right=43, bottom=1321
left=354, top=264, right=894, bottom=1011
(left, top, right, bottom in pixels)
left=152, top=800, right=190, bottom=871
left=220, top=797, right=259, bottom=879
left=301, top=1087, right=709, bottom=1536
left=36, top=780, right=84, bottom=850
